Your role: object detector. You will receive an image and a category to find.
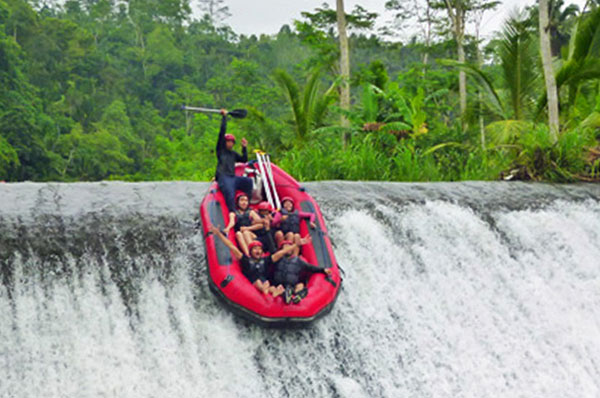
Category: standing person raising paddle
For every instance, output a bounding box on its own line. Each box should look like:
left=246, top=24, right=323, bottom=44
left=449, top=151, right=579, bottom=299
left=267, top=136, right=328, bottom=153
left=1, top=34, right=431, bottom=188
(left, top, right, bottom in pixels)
left=216, top=109, right=253, bottom=214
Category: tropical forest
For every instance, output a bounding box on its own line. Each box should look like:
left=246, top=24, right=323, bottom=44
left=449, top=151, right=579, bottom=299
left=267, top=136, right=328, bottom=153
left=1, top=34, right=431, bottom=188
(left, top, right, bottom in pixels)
left=1, top=0, right=600, bottom=183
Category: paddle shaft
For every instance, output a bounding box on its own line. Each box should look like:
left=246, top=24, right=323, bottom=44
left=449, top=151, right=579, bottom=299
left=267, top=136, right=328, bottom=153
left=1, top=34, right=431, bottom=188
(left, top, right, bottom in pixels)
left=181, top=106, right=221, bottom=113
left=182, top=106, right=247, bottom=119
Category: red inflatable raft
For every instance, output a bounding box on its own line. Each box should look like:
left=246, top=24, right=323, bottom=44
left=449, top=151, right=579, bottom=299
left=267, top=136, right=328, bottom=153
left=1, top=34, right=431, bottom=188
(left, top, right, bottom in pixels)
left=200, top=162, right=342, bottom=327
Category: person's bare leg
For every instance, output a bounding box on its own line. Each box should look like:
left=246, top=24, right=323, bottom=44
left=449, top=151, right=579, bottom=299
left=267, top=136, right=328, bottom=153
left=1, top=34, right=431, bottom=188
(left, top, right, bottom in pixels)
left=236, top=231, right=250, bottom=256
left=292, top=233, right=302, bottom=256
left=274, top=230, right=284, bottom=247
left=242, top=231, right=256, bottom=247
left=253, top=280, right=269, bottom=294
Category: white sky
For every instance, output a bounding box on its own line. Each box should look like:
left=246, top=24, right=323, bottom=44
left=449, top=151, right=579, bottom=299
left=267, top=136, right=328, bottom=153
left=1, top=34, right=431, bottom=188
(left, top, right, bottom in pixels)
left=219, top=0, right=588, bottom=40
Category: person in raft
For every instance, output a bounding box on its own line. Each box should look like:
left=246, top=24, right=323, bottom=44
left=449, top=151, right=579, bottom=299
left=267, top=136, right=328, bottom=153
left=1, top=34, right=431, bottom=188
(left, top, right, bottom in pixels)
left=272, top=196, right=317, bottom=249
left=216, top=108, right=253, bottom=215
left=237, top=201, right=277, bottom=254
left=272, top=239, right=332, bottom=304
left=209, top=226, right=296, bottom=296
left=223, top=192, right=260, bottom=257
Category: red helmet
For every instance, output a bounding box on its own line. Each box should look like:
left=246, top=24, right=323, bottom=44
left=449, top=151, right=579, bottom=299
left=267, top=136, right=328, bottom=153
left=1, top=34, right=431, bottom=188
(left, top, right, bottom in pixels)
left=248, top=241, right=263, bottom=251
left=278, top=240, right=293, bottom=249
left=281, top=197, right=294, bottom=207
left=235, top=191, right=248, bottom=203
left=224, top=133, right=236, bottom=143
left=257, top=201, right=272, bottom=212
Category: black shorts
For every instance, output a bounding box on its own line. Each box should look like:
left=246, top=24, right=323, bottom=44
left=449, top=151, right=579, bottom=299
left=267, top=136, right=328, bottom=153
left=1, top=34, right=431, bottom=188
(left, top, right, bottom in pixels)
left=280, top=226, right=299, bottom=235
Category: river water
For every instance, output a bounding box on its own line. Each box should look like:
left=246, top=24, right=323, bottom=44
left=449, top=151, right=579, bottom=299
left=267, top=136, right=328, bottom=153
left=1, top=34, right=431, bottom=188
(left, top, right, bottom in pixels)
left=1, top=181, right=599, bottom=397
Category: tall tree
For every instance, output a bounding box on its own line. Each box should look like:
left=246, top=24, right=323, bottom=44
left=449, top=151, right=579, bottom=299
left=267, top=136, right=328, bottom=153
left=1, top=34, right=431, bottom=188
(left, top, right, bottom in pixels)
left=434, top=0, right=498, bottom=130
left=539, top=0, right=560, bottom=140
left=440, top=0, right=468, bottom=127
left=473, top=0, right=499, bottom=148
left=336, top=0, right=350, bottom=133
left=385, top=0, right=439, bottom=68
left=526, top=0, right=580, bottom=56
left=198, top=0, right=230, bottom=25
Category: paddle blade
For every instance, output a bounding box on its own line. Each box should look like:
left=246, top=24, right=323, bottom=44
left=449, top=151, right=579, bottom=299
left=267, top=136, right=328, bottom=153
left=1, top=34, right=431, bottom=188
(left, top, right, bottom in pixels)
left=229, top=109, right=248, bottom=119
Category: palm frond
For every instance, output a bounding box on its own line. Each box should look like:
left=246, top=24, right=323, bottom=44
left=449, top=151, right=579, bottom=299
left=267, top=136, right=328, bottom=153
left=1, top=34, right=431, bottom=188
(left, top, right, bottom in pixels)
left=423, top=142, right=464, bottom=156
left=438, top=59, right=507, bottom=119
left=379, top=121, right=412, bottom=133
left=312, top=83, right=338, bottom=128
left=303, top=68, right=323, bottom=131
left=498, top=12, right=539, bottom=119
left=272, top=69, right=304, bottom=138
left=486, top=120, right=533, bottom=147
left=570, top=6, right=600, bottom=61
left=537, top=7, right=600, bottom=113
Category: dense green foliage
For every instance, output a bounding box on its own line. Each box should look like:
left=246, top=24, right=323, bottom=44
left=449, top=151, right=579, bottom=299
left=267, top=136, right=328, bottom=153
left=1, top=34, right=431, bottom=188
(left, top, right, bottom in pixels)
left=0, top=0, right=599, bottom=183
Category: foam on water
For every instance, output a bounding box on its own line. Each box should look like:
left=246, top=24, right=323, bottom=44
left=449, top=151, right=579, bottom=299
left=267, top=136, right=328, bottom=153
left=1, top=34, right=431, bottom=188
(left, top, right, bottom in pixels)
left=1, top=182, right=600, bottom=397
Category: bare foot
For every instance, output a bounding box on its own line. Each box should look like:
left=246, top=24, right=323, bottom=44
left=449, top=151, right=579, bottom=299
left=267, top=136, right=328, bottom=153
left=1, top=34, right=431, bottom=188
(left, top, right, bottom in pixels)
left=271, top=285, right=284, bottom=298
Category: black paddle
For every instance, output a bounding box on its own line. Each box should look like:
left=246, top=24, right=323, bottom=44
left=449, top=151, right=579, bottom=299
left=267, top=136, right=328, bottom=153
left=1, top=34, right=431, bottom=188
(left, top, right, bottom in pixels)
left=181, top=105, right=248, bottom=119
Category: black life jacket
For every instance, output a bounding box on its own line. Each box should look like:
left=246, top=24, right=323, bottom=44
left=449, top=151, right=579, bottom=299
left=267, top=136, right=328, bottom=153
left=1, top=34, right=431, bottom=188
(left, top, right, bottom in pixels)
left=243, top=256, right=269, bottom=282
left=273, top=256, right=304, bottom=286
left=234, top=209, right=252, bottom=231
left=280, top=210, right=300, bottom=233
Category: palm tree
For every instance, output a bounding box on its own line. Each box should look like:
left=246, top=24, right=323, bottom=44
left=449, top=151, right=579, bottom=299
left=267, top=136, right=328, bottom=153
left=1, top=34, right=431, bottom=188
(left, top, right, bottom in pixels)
left=440, top=12, right=539, bottom=119
left=272, top=68, right=337, bottom=144
left=539, top=0, right=560, bottom=140
left=439, top=12, right=541, bottom=145
left=536, top=6, right=600, bottom=117
left=498, top=12, right=540, bottom=121
left=527, top=0, right=580, bottom=56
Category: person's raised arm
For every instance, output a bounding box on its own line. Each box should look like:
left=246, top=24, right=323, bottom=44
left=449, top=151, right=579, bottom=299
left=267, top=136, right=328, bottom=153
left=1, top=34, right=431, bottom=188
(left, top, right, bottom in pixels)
left=223, top=212, right=235, bottom=234
left=210, top=225, right=243, bottom=260
left=216, top=110, right=228, bottom=158
left=271, top=243, right=298, bottom=262
left=236, top=138, right=248, bottom=162
left=241, top=222, right=265, bottom=233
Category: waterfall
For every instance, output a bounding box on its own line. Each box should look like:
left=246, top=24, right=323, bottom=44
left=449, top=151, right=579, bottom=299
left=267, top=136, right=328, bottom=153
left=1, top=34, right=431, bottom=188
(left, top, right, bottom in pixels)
left=1, top=181, right=599, bottom=397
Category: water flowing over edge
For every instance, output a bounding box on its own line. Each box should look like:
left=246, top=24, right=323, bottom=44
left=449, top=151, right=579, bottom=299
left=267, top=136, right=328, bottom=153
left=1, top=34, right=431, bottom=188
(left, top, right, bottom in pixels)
left=1, top=181, right=600, bottom=398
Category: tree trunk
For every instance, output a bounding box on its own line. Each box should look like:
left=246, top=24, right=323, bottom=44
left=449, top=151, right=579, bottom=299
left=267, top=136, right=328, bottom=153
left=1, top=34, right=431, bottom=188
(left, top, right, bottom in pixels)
left=444, top=0, right=467, bottom=130
left=455, top=11, right=467, bottom=129
left=336, top=0, right=351, bottom=142
left=539, top=0, right=560, bottom=142
left=475, top=9, right=485, bottom=150
left=422, top=1, right=432, bottom=74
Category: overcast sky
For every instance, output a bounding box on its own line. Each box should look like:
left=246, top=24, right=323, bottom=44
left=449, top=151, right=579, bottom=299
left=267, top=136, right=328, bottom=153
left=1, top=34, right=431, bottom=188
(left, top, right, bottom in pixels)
left=217, top=0, right=587, bottom=40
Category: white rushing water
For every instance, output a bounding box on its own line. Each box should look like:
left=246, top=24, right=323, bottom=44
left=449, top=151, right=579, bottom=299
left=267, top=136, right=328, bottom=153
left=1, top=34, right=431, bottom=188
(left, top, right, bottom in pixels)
left=1, top=182, right=599, bottom=397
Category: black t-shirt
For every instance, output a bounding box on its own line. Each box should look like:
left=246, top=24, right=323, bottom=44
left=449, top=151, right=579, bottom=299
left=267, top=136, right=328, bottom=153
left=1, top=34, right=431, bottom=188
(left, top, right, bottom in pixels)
left=215, top=116, right=247, bottom=178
